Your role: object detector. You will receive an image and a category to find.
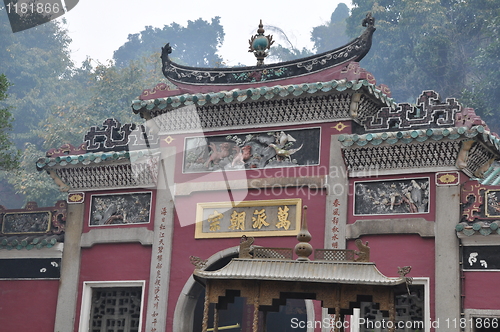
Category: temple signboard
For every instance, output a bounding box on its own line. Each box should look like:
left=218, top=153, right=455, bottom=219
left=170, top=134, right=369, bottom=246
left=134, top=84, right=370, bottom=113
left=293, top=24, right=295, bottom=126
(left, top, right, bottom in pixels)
left=195, top=199, right=302, bottom=238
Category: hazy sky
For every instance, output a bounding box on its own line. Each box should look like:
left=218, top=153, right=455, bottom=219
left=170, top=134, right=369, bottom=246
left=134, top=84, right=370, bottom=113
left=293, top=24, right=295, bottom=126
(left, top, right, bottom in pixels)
left=60, top=0, right=349, bottom=67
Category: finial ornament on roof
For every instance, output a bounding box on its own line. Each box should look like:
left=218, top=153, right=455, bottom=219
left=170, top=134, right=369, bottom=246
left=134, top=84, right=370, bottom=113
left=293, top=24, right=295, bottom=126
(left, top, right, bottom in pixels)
left=248, top=19, right=274, bottom=66
left=362, top=12, right=375, bottom=27
left=190, top=256, right=208, bottom=269
left=294, top=206, right=313, bottom=261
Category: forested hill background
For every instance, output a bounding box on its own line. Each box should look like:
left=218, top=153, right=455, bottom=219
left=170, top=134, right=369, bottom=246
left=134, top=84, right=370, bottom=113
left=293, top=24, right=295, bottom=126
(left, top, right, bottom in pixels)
left=1, top=1, right=499, bottom=207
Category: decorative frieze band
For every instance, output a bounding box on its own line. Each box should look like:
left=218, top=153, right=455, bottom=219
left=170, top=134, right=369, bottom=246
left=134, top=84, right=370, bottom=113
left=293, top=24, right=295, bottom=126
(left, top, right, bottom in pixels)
left=343, top=140, right=461, bottom=173
left=363, top=90, right=460, bottom=131
left=151, top=93, right=381, bottom=134
left=54, top=156, right=159, bottom=191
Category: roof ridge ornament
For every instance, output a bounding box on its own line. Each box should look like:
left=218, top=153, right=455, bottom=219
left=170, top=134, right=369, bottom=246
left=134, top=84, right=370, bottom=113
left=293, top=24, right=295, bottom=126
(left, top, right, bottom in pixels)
left=248, top=20, right=274, bottom=66
left=362, top=12, right=375, bottom=28
left=160, top=14, right=375, bottom=88
left=294, top=205, right=313, bottom=261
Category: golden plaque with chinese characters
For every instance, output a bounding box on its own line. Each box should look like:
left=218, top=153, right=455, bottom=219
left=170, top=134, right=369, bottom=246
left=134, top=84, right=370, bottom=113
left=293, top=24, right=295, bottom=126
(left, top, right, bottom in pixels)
left=195, top=199, right=302, bottom=238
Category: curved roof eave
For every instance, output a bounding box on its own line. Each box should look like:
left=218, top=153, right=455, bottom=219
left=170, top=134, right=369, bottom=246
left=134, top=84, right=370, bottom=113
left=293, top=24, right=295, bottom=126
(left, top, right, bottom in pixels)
left=193, top=258, right=405, bottom=286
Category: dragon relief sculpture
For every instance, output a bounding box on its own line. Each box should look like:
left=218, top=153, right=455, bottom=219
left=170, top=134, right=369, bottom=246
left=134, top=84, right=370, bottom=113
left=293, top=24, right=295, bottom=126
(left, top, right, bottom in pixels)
left=354, top=239, right=370, bottom=262
left=239, top=235, right=255, bottom=258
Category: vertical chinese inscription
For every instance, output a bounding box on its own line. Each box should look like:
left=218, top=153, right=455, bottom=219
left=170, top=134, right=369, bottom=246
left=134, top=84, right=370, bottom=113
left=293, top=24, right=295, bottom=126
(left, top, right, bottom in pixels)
left=331, top=199, right=341, bottom=249
left=149, top=206, right=167, bottom=332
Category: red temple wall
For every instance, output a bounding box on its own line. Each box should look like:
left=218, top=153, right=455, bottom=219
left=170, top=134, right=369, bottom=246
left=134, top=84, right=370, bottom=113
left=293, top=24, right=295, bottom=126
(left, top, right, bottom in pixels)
left=73, top=242, right=152, bottom=332
left=0, top=279, right=59, bottom=332
left=463, top=271, right=500, bottom=309
left=347, top=234, right=436, bottom=324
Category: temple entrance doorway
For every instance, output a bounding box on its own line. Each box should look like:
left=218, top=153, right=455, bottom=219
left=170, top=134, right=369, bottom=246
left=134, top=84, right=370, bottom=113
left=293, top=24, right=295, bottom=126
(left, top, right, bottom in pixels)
left=192, top=292, right=308, bottom=332
left=174, top=249, right=311, bottom=332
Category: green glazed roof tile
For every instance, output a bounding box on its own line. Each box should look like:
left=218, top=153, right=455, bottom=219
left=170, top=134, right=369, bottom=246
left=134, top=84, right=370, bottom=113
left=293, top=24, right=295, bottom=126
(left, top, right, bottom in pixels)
left=340, top=126, right=500, bottom=156
left=131, top=79, right=396, bottom=112
left=36, top=149, right=158, bottom=170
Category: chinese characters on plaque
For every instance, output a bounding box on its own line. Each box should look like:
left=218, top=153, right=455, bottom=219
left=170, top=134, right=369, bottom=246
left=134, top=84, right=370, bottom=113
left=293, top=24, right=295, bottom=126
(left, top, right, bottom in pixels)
left=331, top=198, right=341, bottom=249
left=195, top=199, right=302, bottom=238
left=149, top=205, right=168, bottom=331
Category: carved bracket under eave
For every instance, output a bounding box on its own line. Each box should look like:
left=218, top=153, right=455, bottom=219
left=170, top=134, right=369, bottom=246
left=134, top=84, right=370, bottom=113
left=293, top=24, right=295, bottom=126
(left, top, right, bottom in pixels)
left=456, top=139, right=475, bottom=170
left=455, top=138, right=498, bottom=179
left=48, top=170, right=70, bottom=192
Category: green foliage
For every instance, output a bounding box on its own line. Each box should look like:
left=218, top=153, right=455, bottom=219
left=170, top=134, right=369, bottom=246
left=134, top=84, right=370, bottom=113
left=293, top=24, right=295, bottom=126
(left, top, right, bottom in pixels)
left=311, top=3, right=350, bottom=53
left=0, top=7, right=73, bottom=137
left=460, top=14, right=500, bottom=131
left=268, top=45, right=313, bottom=62
left=0, top=74, right=20, bottom=172
left=9, top=143, right=62, bottom=207
left=1, top=2, right=175, bottom=207
left=9, top=53, right=164, bottom=207
left=113, top=17, right=225, bottom=68
left=0, top=6, right=75, bottom=207
left=346, top=0, right=500, bottom=129
left=39, top=54, right=162, bottom=150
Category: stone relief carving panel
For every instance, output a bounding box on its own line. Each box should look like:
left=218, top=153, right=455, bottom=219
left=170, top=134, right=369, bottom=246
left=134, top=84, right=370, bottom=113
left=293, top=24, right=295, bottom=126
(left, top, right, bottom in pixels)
left=354, top=178, right=430, bottom=215
left=183, top=128, right=320, bottom=173
left=89, top=192, right=152, bottom=226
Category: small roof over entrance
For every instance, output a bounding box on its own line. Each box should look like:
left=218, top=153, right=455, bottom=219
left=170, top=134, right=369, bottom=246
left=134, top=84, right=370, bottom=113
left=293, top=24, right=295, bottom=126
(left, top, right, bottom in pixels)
left=194, top=259, right=403, bottom=286
left=191, top=207, right=411, bottom=332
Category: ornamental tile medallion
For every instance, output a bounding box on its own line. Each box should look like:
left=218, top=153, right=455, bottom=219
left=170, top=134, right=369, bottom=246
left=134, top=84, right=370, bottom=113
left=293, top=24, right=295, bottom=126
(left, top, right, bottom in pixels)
left=183, top=128, right=320, bottom=173
left=67, top=192, right=85, bottom=204
left=89, top=192, right=152, bottom=226
left=354, top=178, right=430, bottom=215
left=332, top=121, right=349, bottom=132
left=195, top=199, right=302, bottom=238
left=436, top=172, right=460, bottom=186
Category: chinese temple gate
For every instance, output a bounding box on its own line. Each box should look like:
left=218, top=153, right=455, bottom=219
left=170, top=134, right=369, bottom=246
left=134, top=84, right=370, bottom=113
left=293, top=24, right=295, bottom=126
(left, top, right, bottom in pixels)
left=1, top=11, right=500, bottom=332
